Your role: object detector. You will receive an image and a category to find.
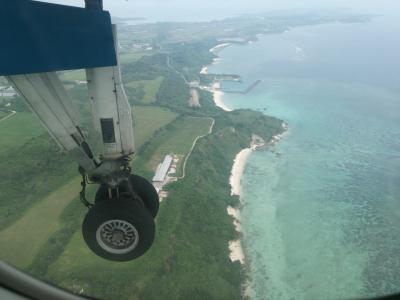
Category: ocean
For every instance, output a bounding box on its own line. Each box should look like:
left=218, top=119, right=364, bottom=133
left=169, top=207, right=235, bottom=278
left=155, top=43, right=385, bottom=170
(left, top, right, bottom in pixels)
left=208, top=15, right=400, bottom=299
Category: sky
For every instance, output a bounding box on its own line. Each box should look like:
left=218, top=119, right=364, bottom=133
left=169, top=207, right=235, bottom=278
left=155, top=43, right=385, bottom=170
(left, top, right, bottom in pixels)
left=37, top=0, right=399, bottom=22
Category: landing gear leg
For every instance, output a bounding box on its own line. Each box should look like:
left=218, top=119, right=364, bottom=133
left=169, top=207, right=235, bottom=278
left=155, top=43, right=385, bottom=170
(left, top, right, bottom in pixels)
left=95, top=174, right=159, bottom=218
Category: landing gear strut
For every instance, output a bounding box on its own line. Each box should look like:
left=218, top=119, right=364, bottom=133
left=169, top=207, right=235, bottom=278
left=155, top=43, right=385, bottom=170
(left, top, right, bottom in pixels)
left=4, top=1, right=157, bottom=262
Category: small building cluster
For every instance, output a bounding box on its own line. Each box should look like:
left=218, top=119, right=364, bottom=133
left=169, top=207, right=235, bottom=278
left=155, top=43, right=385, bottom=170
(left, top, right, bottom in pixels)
left=0, top=86, right=17, bottom=97
left=132, top=43, right=153, bottom=51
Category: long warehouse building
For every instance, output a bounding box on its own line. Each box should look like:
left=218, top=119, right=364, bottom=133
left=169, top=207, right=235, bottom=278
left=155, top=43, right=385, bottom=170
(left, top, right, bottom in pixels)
left=152, top=154, right=173, bottom=183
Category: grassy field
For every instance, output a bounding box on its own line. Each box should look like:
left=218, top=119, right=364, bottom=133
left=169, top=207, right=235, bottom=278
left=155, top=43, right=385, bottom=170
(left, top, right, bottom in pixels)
left=119, top=51, right=150, bottom=65
left=146, top=116, right=213, bottom=172
left=132, top=105, right=178, bottom=149
left=0, top=177, right=82, bottom=268
left=0, top=112, right=45, bottom=155
left=45, top=225, right=144, bottom=294
left=0, top=111, right=8, bottom=119
left=126, top=76, right=164, bottom=104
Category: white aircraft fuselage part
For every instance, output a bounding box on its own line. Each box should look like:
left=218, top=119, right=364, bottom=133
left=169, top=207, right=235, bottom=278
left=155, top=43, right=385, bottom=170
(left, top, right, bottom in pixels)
left=86, top=25, right=135, bottom=159
left=5, top=24, right=135, bottom=183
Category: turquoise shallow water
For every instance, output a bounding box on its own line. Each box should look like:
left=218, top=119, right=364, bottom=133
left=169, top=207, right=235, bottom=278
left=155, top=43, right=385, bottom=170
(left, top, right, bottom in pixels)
left=209, top=17, right=400, bottom=299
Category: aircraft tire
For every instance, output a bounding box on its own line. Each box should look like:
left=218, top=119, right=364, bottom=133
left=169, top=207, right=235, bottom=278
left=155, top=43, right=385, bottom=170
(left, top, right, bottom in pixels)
left=95, top=174, right=159, bottom=218
left=82, top=199, right=155, bottom=262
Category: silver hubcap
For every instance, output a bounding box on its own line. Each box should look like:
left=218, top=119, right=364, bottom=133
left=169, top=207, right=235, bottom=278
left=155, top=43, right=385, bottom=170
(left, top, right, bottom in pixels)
left=96, top=219, right=139, bottom=254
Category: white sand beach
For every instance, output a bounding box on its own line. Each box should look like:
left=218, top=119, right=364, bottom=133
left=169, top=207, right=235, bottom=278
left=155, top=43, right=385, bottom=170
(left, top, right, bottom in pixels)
left=230, top=148, right=252, bottom=196
left=227, top=205, right=244, bottom=265
left=213, top=90, right=232, bottom=112
left=209, top=43, right=231, bottom=54
left=212, top=82, right=232, bottom=112
left=225, top=139, right=253, bottom=266
left=227, top=205, right=242, bottom=233
left=226, top=131, right=283, bottom=266
left=200, top=66, right=208, bottom=74
left=229, top=240, right=245, bottom=265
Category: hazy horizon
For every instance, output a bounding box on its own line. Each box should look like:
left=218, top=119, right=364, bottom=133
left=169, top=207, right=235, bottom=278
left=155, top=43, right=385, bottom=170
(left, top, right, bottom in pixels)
left=36, top=0, right=400, bottom=22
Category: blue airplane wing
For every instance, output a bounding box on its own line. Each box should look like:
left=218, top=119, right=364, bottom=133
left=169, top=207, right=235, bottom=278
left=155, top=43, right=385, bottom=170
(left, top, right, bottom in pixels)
left=0, top=0, right=117, bottom=76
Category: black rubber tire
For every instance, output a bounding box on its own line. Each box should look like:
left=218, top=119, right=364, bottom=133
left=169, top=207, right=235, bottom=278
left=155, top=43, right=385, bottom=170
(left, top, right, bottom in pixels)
left=95, top=174, right=159, bottom=218
left=82, top=199, right=155, bottom=262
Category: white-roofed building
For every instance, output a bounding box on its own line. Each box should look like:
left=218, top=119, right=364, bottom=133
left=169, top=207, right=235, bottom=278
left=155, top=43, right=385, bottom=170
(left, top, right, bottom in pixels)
left=0, top=86, right=17, bottom=97
left=152, top=154, right=173, bottom=183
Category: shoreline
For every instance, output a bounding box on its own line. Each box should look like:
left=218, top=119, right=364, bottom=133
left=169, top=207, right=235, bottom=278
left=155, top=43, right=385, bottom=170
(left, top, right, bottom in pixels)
left=212, top=82, right=232, bottom=112
left=209, top=43, right=232, bottom=54
left=227, top=129, right=287, bottom=298
left=200, top=42, right=236, bottom=112
left=200, top=41, right=288, bottom=297
left=227, top=134, right=267, bottom=266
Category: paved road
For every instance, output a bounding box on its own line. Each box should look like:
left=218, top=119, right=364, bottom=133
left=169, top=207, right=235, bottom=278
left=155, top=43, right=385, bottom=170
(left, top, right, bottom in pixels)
left=0, top=111, right=16, bottom=123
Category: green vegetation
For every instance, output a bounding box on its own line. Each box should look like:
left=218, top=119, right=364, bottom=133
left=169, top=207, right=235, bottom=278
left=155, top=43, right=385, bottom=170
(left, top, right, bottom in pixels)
left=119, top=51, right=151, bottom=64
left=20, top=116, right=214, bottom=292
left=0, top=29, right=283, bottom=300
left=0, top=134, right=78, bottom=230
left=156, top=72, right=191, bottom=111
left=31, top=110, right=281, bottom=300
left=135, top=116, right=213, bottom=178
left=127, top=76, right=164, bottom=104
left=167, top=40, right=216, bottom=82
left=1, top=10, right=356, bottom=299
left=0, top=177, right=82, bottom=268
left=132, top=105, right=178, bottom=149
left=0, top=112, right=45, bottom=155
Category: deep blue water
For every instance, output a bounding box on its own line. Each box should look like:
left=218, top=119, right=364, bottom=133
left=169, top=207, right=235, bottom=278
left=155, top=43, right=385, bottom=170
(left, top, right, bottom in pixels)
left=209, top=15, right=400, bottom=299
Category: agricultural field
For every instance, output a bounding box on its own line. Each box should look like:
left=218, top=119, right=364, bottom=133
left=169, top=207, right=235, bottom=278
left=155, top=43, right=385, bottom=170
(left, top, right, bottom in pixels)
left=132, top=105, right=177, bottom=149
left=0, top=112, right=45, bottom=155
left=119, top=51, right=151, bottom=65
left=0, top=111, right=8, bottom=119
left=0, top=177, right=82, bottom=268
left=126, top=76, right=164, bottom=104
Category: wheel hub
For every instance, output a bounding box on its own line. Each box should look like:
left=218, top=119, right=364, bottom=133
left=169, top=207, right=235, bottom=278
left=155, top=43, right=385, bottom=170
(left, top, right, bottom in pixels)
left=96, top=219, right=139, bottom=254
